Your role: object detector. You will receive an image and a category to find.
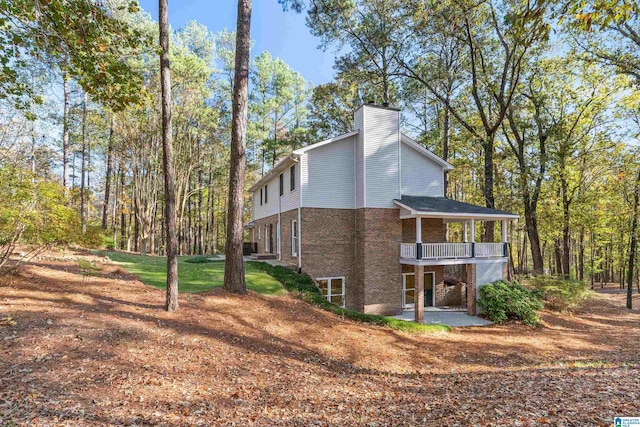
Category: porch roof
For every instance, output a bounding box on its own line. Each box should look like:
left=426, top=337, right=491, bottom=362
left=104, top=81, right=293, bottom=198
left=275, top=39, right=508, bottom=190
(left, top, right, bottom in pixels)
left=394, top=195, right=519, bottom=220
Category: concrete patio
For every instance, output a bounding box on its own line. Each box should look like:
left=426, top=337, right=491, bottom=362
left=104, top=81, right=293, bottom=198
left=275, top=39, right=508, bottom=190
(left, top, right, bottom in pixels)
left=390, top=309, right=493, bottom=327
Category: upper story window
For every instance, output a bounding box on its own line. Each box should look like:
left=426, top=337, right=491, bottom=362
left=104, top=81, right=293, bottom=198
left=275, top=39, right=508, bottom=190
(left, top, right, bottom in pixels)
left=264, top=184, right=268, bottom=203
left=290, top=165, right=296, bottom=191
left=279, top=173, right=284, bottom=196
left=260, top=188, right=263, bottom=205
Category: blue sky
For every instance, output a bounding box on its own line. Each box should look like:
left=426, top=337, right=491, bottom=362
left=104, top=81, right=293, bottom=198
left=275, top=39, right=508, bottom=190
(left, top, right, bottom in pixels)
left=137, top=0, right=336, bottom=85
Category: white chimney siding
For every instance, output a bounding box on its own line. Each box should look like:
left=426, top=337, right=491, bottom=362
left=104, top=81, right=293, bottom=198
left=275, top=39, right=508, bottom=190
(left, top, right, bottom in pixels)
left=251, top=104, right=450, bottom=220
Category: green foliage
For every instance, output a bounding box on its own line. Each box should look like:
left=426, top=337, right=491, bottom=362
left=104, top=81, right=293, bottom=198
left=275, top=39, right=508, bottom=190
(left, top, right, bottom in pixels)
left=184, top=255, right=218, bottom=263
left=525, top=276, right=595, bottom=311
left=478, top=280, right=544, bottom=326
left=248, top=261, right=451, bottom=333
left=77, top=259, right=101, bottom=277
left=0, top=0, right=146, bottom=110
left=0, top=167, right=79, bottom=247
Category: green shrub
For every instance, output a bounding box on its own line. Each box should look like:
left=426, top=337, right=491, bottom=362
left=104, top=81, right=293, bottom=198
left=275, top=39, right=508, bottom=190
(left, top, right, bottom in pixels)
left=526, top=276, right=593, bottom=311
left=478, top=280, right=544, bottom=326
left=248, top=261, right=450, bottom=333
left=184, top=255, right=218, bottom=264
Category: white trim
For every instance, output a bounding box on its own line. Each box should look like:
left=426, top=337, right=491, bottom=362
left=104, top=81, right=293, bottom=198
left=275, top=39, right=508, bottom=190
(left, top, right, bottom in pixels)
left=398, top=110, right=402, bottom=196
left=362, top=106, right=366, bottom=207
left=297, top=158, right=302, bottom=270
left=402, top=272, right=415, bottom=309
left=264, top=227, right=268, bottom=252
left=248, top=153, right=300, bottom=193
left=292, top=130, right=359, bottom=155
left=400, top=257, right=508, bottom=266
left=401, top=134, right=454, bottom=170
left=291, top=219, right=298, bottom=257
left=394, top=200, right=519, bottom=220
left=316, top=276, right=346, bottom=308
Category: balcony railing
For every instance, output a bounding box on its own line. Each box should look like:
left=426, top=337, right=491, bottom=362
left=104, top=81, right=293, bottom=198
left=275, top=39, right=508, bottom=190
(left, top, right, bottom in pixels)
left=400, top=242, right=506, bottom=260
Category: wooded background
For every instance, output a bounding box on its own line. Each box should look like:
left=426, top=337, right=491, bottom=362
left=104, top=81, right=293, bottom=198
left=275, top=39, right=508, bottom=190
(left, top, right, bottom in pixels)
left=1, top=0, right=640, bottom=287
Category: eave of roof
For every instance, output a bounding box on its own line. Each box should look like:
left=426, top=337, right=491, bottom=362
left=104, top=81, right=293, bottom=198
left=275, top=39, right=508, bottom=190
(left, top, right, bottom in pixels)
left=394, top=195, right=519, bottom=220
left=248, top=153, right=300, bottom=193
left=401, top=134, right=454, bottom=171
left=248, top=130, right=359, bottom=193
left=292, top=129, right=359, bottom=155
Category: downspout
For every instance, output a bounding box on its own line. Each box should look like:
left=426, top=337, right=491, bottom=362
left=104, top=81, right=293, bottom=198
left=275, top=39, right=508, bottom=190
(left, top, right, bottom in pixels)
left=296, top=158, right=302, bottom=272
left=277, top=194, right=281, bottom=260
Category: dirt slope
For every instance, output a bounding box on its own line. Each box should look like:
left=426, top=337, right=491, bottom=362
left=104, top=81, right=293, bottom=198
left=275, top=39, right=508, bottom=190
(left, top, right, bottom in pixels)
left=1, top=252, right=639, bottom=426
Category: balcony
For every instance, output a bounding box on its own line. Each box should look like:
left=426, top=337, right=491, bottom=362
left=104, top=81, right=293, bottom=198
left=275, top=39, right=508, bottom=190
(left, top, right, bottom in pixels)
left=400, top=242, right=507, bottom=263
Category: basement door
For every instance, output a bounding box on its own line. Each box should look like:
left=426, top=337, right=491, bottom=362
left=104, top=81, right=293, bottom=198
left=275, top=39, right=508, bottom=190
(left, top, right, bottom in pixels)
left=402, top=272, right=435, bottom=308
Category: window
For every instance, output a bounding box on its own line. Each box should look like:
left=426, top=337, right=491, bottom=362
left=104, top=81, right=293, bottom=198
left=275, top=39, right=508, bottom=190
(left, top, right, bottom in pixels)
left=258, top=225, right=261, bottom=240
left=402, top=273, right=415, bottom=308
left=279, top=173, right=284, bottom=196
left=264, top=184, right=268, bottom=203
left=260, top=188, right=263, bottom=205
left=264, top=226, right=269, bottom=252
left=291, top=220, right=298, bottom=257
left=402, top=272, right=435, bottom=308
left=317, top=277, right=345, bottom=307
left=290, top=165, right=296, bottom=191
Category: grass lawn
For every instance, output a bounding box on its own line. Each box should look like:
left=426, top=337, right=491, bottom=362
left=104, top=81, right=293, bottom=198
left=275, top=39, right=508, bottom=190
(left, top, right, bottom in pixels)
left=99, top=251, right=286, bottom=295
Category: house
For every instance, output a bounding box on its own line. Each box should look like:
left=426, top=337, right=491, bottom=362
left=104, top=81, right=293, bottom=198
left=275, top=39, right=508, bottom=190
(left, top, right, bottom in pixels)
left=246, top=103, right=518, bottom=322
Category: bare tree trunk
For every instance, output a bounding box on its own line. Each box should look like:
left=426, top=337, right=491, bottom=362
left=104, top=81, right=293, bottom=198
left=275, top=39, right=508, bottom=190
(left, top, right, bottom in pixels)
left=224, top=0, right=251, bottom=294
left=62, top=71, right=70, bottom=189
left=442, top=99, right=450, bottom=196
left=159, top=0, right=179, bottom=311
left=80, top=92, right=88, bottom=233
left=120, top=167, right=126, bottom=250
left=102, top=115, right=115, bottom=230
left=626, top=169, right=640, bottom=309
left=198, top=169, right=204, bottom=255
left=482, top=139, right=495, bottom=242
left=590, top=231, right=595, bottom=288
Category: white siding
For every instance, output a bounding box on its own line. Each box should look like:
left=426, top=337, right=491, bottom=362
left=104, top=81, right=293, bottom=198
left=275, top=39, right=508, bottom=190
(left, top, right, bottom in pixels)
left=354, top=108, right=365, bottom=208
left=281, top=164, right=299, bottom=213
left=400, top=142, right=445, bottom=197
left=302, top=136, right=355, bottom=208
left=363, top=107, right=400, bottom=208
left=252, top=175, right=278, bottom=220
left=252, top=162, right=300, bottom=221
left=475, top=261, right=506, bottom=301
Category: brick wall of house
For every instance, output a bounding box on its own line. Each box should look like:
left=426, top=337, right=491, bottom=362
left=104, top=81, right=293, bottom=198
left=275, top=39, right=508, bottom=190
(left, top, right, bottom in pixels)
left=401, top=218, right=445, bottom=243
left=251, top=213, right=279, bottom=255
left=466, top=263, right=477, bottom=315
left=359, top=208, right=403, bottom=315
left=300, top=208, right=358, bottom=310
left=278, top=209, right=298, bottom=265
left=251, top=208, right=462, bottom=315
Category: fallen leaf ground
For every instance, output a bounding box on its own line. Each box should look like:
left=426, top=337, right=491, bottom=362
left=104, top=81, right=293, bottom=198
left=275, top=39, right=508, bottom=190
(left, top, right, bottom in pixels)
left=1, top=251, right=639, bottom=426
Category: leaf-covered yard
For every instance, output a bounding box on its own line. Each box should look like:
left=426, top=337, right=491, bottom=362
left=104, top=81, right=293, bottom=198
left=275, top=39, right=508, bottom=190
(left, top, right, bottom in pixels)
left=1, top=251, right=639, bottom=426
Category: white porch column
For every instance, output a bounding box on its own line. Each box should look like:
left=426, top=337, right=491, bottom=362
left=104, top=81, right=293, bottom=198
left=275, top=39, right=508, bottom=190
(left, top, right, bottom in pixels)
left=470, top=219, right=476, bottom=243
left=415, top=217, right=422, bottom=244
left=463, top=221, right=469, bottom=243
left=501, top=219, right=508, bottom=242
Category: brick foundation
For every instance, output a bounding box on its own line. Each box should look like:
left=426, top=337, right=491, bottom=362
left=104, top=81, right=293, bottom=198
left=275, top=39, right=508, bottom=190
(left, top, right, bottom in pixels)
left=300, top=208, right=358, bottom=310
left=251, top=207, right=453, bottom=316
left=358, top=208, right=403, bottom=315
left=402, top=218, right=445, bottom=243
left=466, top=264, right=477, bottom=315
